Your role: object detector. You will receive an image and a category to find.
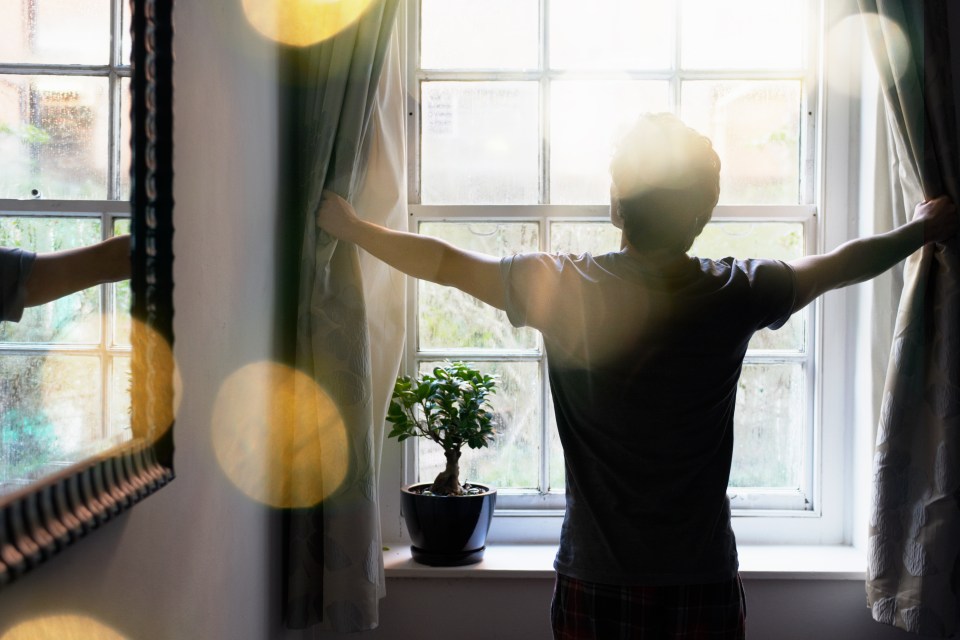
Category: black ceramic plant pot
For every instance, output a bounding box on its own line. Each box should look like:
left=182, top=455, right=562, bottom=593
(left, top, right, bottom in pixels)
left=401, top=482, right=497, bottom=566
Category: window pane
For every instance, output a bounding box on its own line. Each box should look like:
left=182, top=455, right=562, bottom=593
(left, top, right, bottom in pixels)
left=0, top=0, right=110, bottom=65
left=550, top=222, right=621, bottom=255
left=110, top=355, right=131, bottom=437
left=421, top=0, right=538, bottom=70
left=0, top=216, right=102, bottom=344
left=681, top=0, right=804, bottom=70
left=0, top=75, right=109, bottom=199
left=681, top=80, right=801, bottom=205
left=550, top=81, right=670, bottom=204
left=0, top=354, right=102, bottom=487
left=691, top=221, right=804, bottom=351
left=418, top=222, right=539, bottom=350
left=550, top=0, right=673, bottom=71
left=418, top=360, right=541, bottom=490
left=121, top=0, right=132, bottom=65
left=548, top=399, right=564, bottom=491
left=730, top=363, right=805, bottom=489
left=421, top=81, right=540, bottom=205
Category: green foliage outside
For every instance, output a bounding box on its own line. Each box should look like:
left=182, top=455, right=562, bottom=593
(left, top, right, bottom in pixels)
left=0, top=216, right=130, bottom=488
left=0, top=357, right=61, bottom=482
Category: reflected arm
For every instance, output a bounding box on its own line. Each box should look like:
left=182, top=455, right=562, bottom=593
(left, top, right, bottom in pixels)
left=24, top=234, right=131, bottom=308
left=317, top=191, right=506, bottom=310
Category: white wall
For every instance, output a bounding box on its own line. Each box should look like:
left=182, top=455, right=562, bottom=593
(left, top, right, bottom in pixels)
left=0, top=1, right=282, bottom=638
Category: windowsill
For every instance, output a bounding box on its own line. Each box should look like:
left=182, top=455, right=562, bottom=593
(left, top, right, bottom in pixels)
left=383, top=544, right=867, bottom=581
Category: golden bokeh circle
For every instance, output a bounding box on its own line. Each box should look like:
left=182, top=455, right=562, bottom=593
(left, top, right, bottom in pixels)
left=35, top=315, right=180, bottom=449
left=1, top=614, right=126, bottom=640
left=211, top=362, right=348, bottom=508
left=827, top=13, right=910, bottom=97
left=241, top=0, right=376, bottom=47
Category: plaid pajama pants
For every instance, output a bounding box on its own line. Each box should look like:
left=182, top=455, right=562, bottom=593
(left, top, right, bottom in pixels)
left=551, top=573, right=747, bottom=639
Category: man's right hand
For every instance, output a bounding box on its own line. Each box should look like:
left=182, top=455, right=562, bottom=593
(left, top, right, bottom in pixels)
left=316, top=190, right=360, bottom=239
left=914, top=196, right=958, bottom=244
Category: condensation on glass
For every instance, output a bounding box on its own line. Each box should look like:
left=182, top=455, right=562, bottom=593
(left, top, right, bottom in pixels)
left=418, top=222, right=538, bottom=350
left=730, top=363, right=805, bottom=489
left=0, top=0, right=132, bottom=494
left=0, top=0, right=111, bottom=65
left=0, top=75, right=110, bottom=200
left=421, top=82, right=540, bottom=205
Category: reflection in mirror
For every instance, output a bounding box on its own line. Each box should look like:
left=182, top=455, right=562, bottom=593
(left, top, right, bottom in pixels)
left=0, top=0, right=133, bottom=494
left=0, top=0, right=173, bottom=587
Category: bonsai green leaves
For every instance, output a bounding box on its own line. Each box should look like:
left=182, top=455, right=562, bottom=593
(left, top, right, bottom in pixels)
left=387, top=362, right=497, bottom=496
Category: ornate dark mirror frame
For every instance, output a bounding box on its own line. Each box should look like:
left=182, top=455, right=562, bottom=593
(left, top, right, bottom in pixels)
left=0, top=0, right=175, bottom=589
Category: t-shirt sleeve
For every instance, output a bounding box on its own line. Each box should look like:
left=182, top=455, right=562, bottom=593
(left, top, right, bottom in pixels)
left=744, top=258, right=797, bottom=330
left=0, top=247, right=36, bottom=323
left=499, top=252, right=566, bottom=332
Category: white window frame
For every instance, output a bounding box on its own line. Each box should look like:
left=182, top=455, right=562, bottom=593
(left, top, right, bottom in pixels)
left=0, top=0, right=133, bottom=477
left=393, top=0, right=865, bottom=546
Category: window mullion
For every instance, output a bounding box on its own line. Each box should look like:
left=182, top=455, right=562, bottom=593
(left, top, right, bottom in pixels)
left=0, top=64, right=113, bottom=77
left=541, top=220, right=550, bottom=515
left=100, top=210, right=113, bottom=437
left=108, top=0, right=122, bottom=201
left=107, top=73, right=119, bottom=200
left=540, top=0, right=549, bottom=205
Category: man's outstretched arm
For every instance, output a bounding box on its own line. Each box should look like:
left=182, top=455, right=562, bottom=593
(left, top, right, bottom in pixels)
left=789, top=196, right=958, bottom=312
left=317, top=191, right=507, bottom=310
left=24, top=234, right=131, bottom=308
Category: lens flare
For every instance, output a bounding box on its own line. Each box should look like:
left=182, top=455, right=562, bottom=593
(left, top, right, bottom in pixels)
left=127, top=317, right=181, bottom=444
left=1, top=614, right=126, bottom=640
left=241, top=0, right=376, bottom=47
left=827, top=13, right=910, bottom=97
left=36, top=316, right=180, bottom=452
left=211, top=362, right=348, bottom=508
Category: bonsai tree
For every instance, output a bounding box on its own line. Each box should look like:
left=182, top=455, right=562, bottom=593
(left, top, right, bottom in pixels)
left=387, top=361, right=497, bottom=496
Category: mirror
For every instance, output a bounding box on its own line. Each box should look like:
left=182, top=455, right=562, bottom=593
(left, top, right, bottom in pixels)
left=0, top=0, right=173, bottom=586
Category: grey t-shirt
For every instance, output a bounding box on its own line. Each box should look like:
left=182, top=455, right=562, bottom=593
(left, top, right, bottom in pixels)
left=1, top=247, right=37, bottom=322
left=500, top=251, right=796, bottom=586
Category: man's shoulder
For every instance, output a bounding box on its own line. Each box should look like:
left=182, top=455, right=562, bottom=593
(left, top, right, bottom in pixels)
left=695, top=256, right=793, bottom=281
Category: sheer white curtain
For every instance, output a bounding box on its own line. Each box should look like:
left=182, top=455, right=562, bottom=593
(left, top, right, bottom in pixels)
left=353, top=20, right=408, bottom=605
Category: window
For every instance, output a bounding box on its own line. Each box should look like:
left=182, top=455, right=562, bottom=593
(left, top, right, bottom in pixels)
left=0, top=0, right=132, bottom=488
left=406, top=1, right=827, bottom=521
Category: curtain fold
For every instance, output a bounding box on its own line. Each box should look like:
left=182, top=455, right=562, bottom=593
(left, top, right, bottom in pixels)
left=279, top=1, right=401, bottom=631
left=860, top=1, right=960, bottom=636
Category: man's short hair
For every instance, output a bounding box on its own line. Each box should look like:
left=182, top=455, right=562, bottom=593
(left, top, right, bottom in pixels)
left=610, top=113, right=721, bottom=253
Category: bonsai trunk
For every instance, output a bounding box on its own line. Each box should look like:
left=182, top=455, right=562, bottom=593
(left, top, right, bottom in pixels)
left=430, top=449, right=463, bottom=496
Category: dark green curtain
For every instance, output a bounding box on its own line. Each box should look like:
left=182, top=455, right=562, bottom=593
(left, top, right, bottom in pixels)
left=860, top=1, right=960, bottom=636
left=278, top=1, right=400, bottom=630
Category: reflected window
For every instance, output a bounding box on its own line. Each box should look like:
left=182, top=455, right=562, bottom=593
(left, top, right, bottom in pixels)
left=0, top=0, right=131, bottom=491
left=411, top=0, right=817, bottom=511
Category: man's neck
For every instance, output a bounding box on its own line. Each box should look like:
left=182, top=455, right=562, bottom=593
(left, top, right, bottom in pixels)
left=621, top=242, right=689, bottom=273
